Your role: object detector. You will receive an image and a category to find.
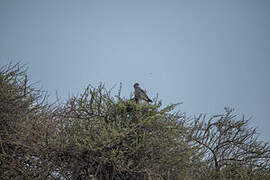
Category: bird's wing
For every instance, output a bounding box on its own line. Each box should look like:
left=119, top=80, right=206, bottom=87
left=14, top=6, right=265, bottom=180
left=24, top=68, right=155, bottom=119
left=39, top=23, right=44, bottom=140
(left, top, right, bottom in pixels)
left=138, top=87, right=147, bottom=96
left=135, top=87, right=152, bottom=102
left=139, top=87, right=152, bottom=100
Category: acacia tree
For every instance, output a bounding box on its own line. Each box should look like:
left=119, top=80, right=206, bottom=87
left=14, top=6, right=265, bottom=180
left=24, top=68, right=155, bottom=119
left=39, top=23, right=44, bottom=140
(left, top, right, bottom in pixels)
left=0, top=63, right=51, bottom=178
left=0, top=63, right=202, bottom=179
left=0, top=63, right=201, bottom=179
left=1, top=62, right=270, bottom=180
left=46, top=84, right=203, bottom=179
left=189, top=107, right=270, bottom=179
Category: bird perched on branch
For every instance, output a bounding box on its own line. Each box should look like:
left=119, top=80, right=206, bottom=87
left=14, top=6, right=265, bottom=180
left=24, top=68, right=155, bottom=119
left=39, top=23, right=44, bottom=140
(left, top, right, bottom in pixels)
left=133, top=83, right=152, bottom=103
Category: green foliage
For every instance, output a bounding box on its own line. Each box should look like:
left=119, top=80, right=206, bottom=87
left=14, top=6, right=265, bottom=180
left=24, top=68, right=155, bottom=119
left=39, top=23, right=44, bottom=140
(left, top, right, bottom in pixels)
left=0, top=62, right=270, bottom=180
left=50, top=84, right=201, bottom=179
left=0, top=63, right=49, bottom=179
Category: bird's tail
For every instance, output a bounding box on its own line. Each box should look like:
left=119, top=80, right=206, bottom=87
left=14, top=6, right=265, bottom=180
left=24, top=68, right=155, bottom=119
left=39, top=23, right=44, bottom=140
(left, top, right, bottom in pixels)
left=146, top=97, right=153, bottom=103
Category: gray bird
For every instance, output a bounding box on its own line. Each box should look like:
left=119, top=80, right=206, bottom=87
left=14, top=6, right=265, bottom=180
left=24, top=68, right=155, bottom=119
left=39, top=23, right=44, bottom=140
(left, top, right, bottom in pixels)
left=133, top=83, right=153, bottom=103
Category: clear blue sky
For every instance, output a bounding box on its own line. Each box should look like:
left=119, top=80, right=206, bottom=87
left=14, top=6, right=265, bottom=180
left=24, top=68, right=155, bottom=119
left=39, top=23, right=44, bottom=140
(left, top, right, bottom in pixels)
left=1, top=0, right=270, bottom=141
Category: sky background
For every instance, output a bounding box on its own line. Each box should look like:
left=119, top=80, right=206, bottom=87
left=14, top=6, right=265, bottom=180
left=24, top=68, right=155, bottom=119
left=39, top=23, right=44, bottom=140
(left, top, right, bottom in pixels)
left=1, top=0, right=270, bottom=141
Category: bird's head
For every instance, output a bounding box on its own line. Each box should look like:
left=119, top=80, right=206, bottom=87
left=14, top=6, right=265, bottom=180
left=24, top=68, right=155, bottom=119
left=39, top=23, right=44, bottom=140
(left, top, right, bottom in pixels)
left=134, top=83, right=140, bottom=88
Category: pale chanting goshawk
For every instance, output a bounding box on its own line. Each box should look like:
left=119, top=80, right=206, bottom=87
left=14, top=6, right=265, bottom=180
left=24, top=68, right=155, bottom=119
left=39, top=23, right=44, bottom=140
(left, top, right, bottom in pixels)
left=133, top=83, right=153, bottom=103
